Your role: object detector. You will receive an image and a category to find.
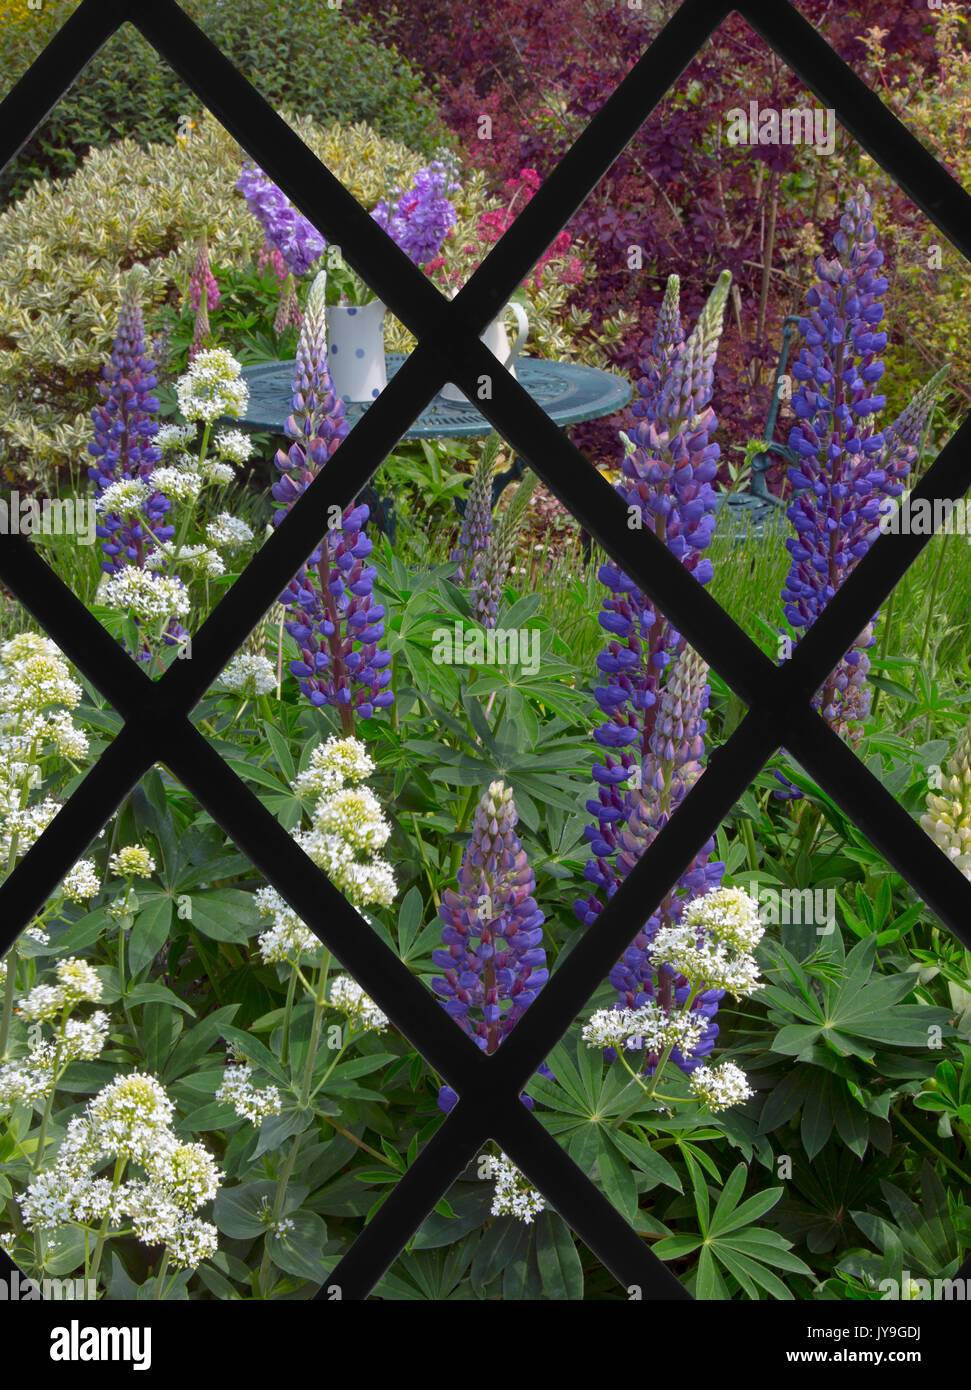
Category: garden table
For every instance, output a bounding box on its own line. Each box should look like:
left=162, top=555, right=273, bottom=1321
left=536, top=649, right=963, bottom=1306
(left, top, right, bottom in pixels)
left=237, top=355, right=632, bottom=535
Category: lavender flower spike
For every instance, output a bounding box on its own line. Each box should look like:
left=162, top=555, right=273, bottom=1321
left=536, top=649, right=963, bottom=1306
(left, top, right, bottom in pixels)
left=273, top=270, right=393, bottom=730
left=236, top=164, right=327, bottom=277
left=371, top=160, right=459, bottom=268
left=433, top=780, right=552, bottom=1112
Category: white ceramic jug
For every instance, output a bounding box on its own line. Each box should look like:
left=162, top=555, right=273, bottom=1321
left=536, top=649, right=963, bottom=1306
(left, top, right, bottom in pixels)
left=325, top=299, right=388, bottom=403
left=441, top=300, right=529, bottom=403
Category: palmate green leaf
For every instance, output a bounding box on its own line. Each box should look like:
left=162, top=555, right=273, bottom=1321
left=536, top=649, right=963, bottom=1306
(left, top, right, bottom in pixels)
left=566, top=1123, right=600, bottom=1174
left=713, top=1244, right=793, bottom=1300
left=545, top=1042, right=593, bottom=1112
left=596, top=1133, right=639, bottom=1226
left=607, top=1126, right=682, bottom=1193
left=706, top=1161, right=747, bottom=1233
left=534, top=1212, right=584, bottom=1299
left=710, top=1185, right=784, bottom=1239
left=470, top=1216, right=530, bottom=1295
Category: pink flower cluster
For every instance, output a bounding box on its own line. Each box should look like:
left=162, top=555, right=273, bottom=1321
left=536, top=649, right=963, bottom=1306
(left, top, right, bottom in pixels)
left=476, top=169, right=581, bottom=290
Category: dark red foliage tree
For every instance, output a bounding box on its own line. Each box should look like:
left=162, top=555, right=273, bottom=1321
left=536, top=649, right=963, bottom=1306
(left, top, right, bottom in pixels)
left=356, top=0, right=940, bottom=474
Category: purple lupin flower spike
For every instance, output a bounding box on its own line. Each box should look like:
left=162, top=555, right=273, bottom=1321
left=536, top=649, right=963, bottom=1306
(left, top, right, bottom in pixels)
left=606, top=647, right=725, bottom=1074
left=451, top=433, right=497, bottom=588
left=189, top=235, right=220, bottom=313
left=575, top=271, right=731, bottom=1075
left=188, top=236, right=218, bottom=364
left=274, top=270, right=393, bottom=731
left=433, top=780, right=552, bottom=1113
left=782, top=185, right=947, bottom=746
left=87, top=265, right=171, bottom=574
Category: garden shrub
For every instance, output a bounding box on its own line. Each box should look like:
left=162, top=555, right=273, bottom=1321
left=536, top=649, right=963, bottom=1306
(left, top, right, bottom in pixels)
left=0, top=0, right=449, bottom=206
left=0, top=109, right=606, bottom=490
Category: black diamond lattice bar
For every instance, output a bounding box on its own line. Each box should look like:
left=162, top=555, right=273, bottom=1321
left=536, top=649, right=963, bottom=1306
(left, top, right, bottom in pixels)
left=1, top=0, right=971, bottom=1298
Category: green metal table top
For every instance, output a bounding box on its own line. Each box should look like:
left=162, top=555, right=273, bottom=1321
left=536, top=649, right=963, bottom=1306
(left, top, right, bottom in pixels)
left=237, top=355, right=632, bottom=438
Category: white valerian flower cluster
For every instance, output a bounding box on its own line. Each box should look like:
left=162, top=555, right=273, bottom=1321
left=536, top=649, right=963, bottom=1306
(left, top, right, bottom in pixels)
left=176, top=348, right=249, bottom=424
left=156, top=423, right=197, bottom=454
left=254, top=887, right=321, bottom=964
left=212, top=429, right=255, bottom=466
left=681, top=885, right=765, bottom=951
left=149, top=466, right=204, bottom=504
left=206, top=512, right=254, bottom=551
left=109, top=844, right=156, bottom=879
left=94, top=478, right=153, bottom=516
left=96, top=567, right=190, bottom=623
left=292, top=736, right=376, bottom=799
left=19, top=1072, right=222, bottom=1270
left=651, top=886, right=765, bottom=1000
left=0, top=1011, right=109, bottom=1109
left=147, top=542, right=224, bottom=578
left=0, top=635, right=90, bottom=859
left=482, top=1153, right=545, bottom=1224
left=214, top=1063, right=282, bottom=1126
left=218, top=651, right=276, bottom=698
left=329, top=975, right=389, bottom=1033
left=256, top=737, right=395, bottom=965
left=687, top=1061, right=755, bottom=1113
left=61, top=858, right=101, bottom=903
left=581, top=1002, right=708, bottom=1055
left=18, top=955, right=102, bottom=1020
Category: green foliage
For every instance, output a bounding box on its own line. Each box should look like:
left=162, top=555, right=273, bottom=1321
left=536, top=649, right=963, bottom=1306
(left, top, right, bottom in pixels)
left=0, top=0, right=449, bottom=205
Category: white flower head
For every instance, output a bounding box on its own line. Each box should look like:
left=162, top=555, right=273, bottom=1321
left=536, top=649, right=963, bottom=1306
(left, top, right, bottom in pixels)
left=254, top=886, right=321, bottom=964
left=149, top=466, right=203, bottom=503
left=206, top=512, right=254, bottom=551
left=0, top=797, right=60, bottom=863
left=292, top=736, right=375, bottom=799
left=213, top=429, right=254, bottom=465
left=200, top=460, right=235, bottom=485
left=314, top=787, right=391, bottom=855
left=651, top=922, right=764, bottom=1000
left=61, top=858, right=101, bottom=903
left=46, top=710, right=89, bottom=761
left=156, top=423, right=197, bottom=453
left=329, top=975, right=389, bottom=1033
left=55, top=956, right=102, bottom=1006
left=109, top=844, right=156, bottom=879
left=215, top=1063, right=282, bottom=1126
left=482, top=1153, right=545, bottom=1224
left=96, top=568, right=189, bottom=623
left=582, top=1002, right=708, bottom=1056
left=17, top=982, right=66, bottom=1022
left=95, top=479, right=152, bottom=515
left=145, top=1140, right=222, bottom=1210
left=688, top=1061, right=754, bottom=1113
left=87, top=1072, right=175, bottom=1163
left=176, top=348, right=249, bottom=424
left=682, top=886, right=765, bottom=952
left=218, top=652, right=276, bottom=697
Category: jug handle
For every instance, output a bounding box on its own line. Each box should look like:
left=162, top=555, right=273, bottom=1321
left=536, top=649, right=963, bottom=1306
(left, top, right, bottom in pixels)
left=502, top=301, right=529, bottom=368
